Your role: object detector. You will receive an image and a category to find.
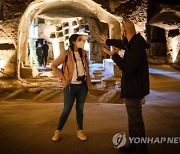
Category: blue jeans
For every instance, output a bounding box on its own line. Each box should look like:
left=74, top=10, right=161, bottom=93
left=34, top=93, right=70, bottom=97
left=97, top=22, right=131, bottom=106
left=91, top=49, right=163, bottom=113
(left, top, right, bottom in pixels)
left=57, top=83, right=88, bottom=130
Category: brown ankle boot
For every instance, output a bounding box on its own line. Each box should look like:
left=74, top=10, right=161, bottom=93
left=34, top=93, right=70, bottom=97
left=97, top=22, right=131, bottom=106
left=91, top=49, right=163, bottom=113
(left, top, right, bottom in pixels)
left=77, top=130, right=87, bottom=141
left=52, top=130, right=61, bottom=141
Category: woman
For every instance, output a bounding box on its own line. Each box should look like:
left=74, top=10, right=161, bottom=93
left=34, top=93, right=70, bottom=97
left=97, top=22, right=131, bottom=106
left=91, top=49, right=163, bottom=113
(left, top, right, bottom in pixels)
left=51, top=34, right=91, bottom=141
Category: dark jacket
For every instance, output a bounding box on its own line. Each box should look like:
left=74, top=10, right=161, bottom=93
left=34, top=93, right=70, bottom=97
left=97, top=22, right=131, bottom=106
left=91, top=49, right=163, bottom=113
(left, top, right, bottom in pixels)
left=106, top=33, right=150, bottom=98
left=36, top=47, right=42, bottom=57
left=42, top=44, right=49, bottom=57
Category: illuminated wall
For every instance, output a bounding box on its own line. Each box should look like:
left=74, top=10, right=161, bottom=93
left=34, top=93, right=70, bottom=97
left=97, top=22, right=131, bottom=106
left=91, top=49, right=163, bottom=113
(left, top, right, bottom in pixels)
left=166, top=30, right=180, bottom=66
left=0, top=18, right=19, bottom=78
left=0, top=0, right=179, bottom=79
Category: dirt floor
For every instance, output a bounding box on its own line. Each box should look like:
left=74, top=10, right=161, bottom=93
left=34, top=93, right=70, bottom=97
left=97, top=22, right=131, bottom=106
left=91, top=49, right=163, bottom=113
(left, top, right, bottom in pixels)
left=0, top=64, right=180, bottom=154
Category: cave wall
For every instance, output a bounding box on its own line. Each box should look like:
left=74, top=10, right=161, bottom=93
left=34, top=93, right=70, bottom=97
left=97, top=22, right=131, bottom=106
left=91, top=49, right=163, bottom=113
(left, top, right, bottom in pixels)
left=0, top=17, right=20, bottom=78
left=146, top=0, right=180, bottom=67
left=0, top=0, right=32, bottom=78
left=82, top=0, right=149, bottom=62
left=112, top=0, right=148, bottom=36
left=86, top=18, right=109, bottom=62
left=0, top=0, right=120, bottom=78
left=166, top=31, right=180, bottom=66
left=0, top=0, right=179, bottom=79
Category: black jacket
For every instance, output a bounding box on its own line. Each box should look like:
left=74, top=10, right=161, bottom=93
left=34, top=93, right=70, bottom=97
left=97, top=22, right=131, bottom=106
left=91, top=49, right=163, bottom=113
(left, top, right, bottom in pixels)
left=36, top=47, right=42, bottom=57
left=42, top=44, right=49, bottom=56
left=106, top=33, right=150, bottom=98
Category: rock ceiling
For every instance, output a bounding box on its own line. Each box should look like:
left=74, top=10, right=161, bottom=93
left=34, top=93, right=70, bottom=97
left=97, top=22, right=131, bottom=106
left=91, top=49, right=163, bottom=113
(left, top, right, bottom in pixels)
left=38, top=1, right=98, bottom=19
left=0, top=0, right=180, bottom=29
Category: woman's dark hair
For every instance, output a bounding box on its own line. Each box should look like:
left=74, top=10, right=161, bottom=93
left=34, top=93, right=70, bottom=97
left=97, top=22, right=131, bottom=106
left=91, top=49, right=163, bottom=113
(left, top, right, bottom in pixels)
left=69, top=34, right=79, bottom=51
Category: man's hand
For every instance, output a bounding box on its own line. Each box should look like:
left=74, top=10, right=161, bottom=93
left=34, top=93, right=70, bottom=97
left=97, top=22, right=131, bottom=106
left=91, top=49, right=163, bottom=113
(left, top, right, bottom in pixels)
left=103, top=48, right=115, bottom=56
left=99, top=35, right=108, bottom=44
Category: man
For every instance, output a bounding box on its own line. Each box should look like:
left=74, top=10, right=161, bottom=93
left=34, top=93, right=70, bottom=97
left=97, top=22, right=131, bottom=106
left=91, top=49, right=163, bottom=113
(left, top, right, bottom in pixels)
left=42, top=40, right=49, bottom=67
left=101, top=20, right=150, bottom=154
left=36, top=43, right=42, bottom=67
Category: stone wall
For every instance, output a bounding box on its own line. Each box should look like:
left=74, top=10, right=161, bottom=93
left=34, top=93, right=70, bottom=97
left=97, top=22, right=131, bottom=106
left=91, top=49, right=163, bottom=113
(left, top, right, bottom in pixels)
left=0, top=0, right=31, bottom=78
left=94, top=0, right=148, bottom=36
left=0, top=18, right=19, bottom=78
left=0, top=48, right=16, bottom=78
left=0, top=0, right=34, bottom=78
left=86, top=18, right=109, bottom=62
left=166, top=31, right=180, bottom=66
left=0, top=0, right=179, bottom=80
left=113, top=0, right=148, bottom=36
left=0, top=0, right=148, bottom=79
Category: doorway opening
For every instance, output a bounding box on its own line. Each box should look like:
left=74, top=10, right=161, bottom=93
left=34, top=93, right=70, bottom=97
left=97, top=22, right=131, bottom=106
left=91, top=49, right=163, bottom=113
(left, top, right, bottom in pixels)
left=18, top=0, right=121, bottom=81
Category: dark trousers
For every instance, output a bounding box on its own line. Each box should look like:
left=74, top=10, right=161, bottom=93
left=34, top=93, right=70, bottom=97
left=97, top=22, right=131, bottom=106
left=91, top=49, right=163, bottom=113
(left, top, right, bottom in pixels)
left=125, top=98, right=148, bottom=153
left=37, top=56, right=42, bottom=66
left=42, top=56, right=47, bottom=66
left=125, top=97, right=146, bottom=138
left=57, top=83, right=88, bottom=130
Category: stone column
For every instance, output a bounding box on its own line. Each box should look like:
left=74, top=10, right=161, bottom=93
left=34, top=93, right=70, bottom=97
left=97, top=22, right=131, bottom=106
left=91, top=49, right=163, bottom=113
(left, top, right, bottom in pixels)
left=108, top=21, right=121, bottom=53
left=108, top=21, right=121, bottom=39
left=86, top=18, right=101, bottom=62
left=108, top=21, right=121, bottom=55
left=103, top=21, right=121, bottom=77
